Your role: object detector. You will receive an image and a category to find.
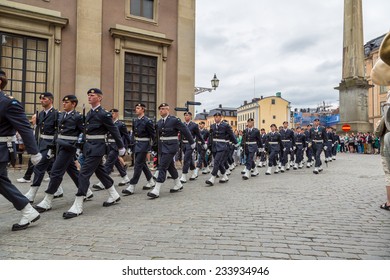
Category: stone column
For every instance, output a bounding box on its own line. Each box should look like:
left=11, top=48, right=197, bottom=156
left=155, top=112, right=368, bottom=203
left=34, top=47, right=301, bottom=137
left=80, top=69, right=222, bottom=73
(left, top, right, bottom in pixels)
left=335, top=0, right=372, bottom=133
left=75, top=0, right=103, bottom=106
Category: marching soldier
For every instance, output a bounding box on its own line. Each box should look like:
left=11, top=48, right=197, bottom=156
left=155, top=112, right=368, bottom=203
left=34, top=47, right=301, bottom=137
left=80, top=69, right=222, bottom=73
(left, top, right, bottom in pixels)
left=325, top=126, right=334, bottom=162
left=34, top=95, right=90, bottom=213
left=196, top=121, right=210, bottom=174
left=257, top=128, right=267, bottom=168
left=24, top=92, right=59, bottom=203
left=279, top=121, right=295, bottom=172
left=179, top=111, right=207, bottom=183
left=309, top=118, right=328, bottom=174
left=293, top=126, right=306, bottom=169
left=242, top=118, right=262, bottom=179
left=265, top=124, right=282, bottom=175
left=92, top=108, right=131, bottom=190
left=147, top=103, right=195, bottom=199
left=332, top=128, right=340, bottom=160
left=122, top=103, right=156, bottom=195
left=0, top=69, right=42, bottom=231
left=304, top=124, right=313, bottom=167
left=205, top=112, right=238, bottom=186
left=63, top=88, right=126, bottom=219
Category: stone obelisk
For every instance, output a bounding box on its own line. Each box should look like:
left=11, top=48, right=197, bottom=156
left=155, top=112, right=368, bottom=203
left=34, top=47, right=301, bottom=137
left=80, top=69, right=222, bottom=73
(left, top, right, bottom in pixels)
left=335, top=0, right=372, bottom=133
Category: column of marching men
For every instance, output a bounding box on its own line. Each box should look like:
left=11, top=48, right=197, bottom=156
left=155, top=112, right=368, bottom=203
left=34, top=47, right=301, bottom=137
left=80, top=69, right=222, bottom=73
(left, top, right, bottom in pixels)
left=0, top=76, right=341, bottom=231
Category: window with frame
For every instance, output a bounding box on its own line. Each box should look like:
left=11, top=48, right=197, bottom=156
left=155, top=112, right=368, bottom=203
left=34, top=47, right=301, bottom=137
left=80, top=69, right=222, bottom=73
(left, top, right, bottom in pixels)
left=0, top=32, right=48, bottom=115
left=130, top=0, right=154, bottom=19
left=271, top=99, right=276, bottom=105
left=124, top=52, right=157, bottom=119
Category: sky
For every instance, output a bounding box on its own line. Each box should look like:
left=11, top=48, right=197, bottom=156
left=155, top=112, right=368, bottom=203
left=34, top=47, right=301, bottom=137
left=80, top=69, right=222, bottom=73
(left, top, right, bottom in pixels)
left=194, top=0, right=390, bottom=114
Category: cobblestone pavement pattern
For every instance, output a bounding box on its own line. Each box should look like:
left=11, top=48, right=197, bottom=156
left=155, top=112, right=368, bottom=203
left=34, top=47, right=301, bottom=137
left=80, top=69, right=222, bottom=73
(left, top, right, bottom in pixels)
left=0, top=153, right=389, bottom=260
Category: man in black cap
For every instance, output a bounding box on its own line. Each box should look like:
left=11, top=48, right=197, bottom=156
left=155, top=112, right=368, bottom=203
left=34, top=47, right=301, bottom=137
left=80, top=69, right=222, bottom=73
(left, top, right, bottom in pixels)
left=122, top=103, right=156, bottom=195
left=0, top=69, right=42, bottom=230
left=279, top=121, right=295, bottom=172
left=92, top=108, right=131, bottom=190
left=241, top=118, right=262, bottom=179
left=309, top=118, right=328, bottom=174
left=265, top=124, right=282, bottom=175
left=24, top=91, right=59, bottom=203
left=63, top=88, right=126, bottom=218
left=34, top=95, right=91, bottom=213
left=304, top=123, right=313, bottom=167
left=147, top=103, right=195, bottom=199
left=179, top=111, right=207, bottom=183
left=196, top=121, right=210, bottom=174
left=205, top=112, right=238, bottom=186
left=325, top=126, right=334, bottom=162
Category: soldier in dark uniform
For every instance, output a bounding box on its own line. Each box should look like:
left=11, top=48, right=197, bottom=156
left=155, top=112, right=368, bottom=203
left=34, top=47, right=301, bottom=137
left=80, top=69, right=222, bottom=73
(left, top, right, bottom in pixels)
left=92, top=108, right=131, bottom=190
left=304, top=124, right=313, bottom=168
left=196, top=121, right=210, bottom=175
left=279, top=121, right=295, bottom=172
left=325, top=126, right=334, bottom=163
left=241, top=118, right=262, bottom=179
left=293, top=126, right=306, bottom=169
left=332, top=128, right=340, bottom=160
left=147, top=103, right=195, bottom=199
left=0, top=69, right=42, bottom=231
left=179, top=111, right=207, bottom=183
left=63, top=88, right=126, bottom=219
left=33, top=95, right=90, bottom=212
left=24, top=92, right=59, bottom=203
left=256, top=128, right=267, bottom=168
left=309, top=118, right=328, bottom=174
left=205, top=112, right=238, bottom=186
left=265, top=124, right=282, bottom=175
left=122, top=103, right=156, bottom=195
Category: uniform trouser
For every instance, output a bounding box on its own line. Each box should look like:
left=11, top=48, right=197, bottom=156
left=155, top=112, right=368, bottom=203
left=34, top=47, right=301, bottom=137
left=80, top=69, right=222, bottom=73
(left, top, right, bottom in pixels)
left=182, top=144, right=195, bottom=174
left=245, top=148, right=256, bottom=170
left=156, top=152, right=178, bottom=183
left=260, top=151, right=266, bottom=162
left=290, top=149, right=295, bottom=162
left=105, top=148, right=127, bottom=177
left=130, top=152, right=153, bottom=185
left=281, top=142, right=292, bottom=165
left=228, top=146, right=234, bottom=165
left=295, top=145, right=304, bottom=163
left=46, top=146, right=79, bottom=195
left=32, top=149, right=54, bottom=186
left=332, top=143, right=337, bottom=156
left=211, top=150, right=226, bottom=176
left=196, top=148, right=207, bottom=168
left=268, top=145, right=279, bottom=167
left=312, top=142, right=323, bottom=168
left=0, top=162, right=29, bottom=210
left=76, top=155, right=114, bottom=196
left=23, top=159, right=34, bottom=180
left=306, top=145, right=313, bottom=162
left=223, top=149, right=230, bottom=170
left=325, top=142, right=333, bottom=158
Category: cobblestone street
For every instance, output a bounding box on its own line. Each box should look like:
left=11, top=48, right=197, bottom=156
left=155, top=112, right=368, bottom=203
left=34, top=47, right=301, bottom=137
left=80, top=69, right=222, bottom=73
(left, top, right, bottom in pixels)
left=0, top=153, right=389, bottom=260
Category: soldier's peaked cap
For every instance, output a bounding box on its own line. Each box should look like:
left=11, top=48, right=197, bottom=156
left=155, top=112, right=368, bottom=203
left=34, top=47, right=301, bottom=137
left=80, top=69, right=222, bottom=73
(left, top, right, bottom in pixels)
left=40, top=92, right=54, bottom=99
left=213, top=112, right=222, bottom=117
left=110, top=108, right=119, bottom=113
left=135, top=103, right=146, bottom=108
left=158, top=103, right=169, bottom=109
left=87, top=88, right=103, bottom=95
left=62, top=95, right=78, bottom=102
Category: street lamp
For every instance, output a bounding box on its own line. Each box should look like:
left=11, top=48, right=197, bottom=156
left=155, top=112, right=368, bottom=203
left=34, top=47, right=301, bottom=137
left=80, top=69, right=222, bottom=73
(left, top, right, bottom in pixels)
left=194, top=73, right=219, bottom=95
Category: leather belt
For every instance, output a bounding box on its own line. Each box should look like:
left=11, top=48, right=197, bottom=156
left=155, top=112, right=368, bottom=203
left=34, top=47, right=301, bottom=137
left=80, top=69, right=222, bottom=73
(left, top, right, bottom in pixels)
left=0, top=136, right=16, bottom=142
left=295, top=142, right=303, bottom=144
left=160, top=136, right=178, bottom=141
left=135, top=137, right=150, bottom=142
left=107, top=139, right=116, bottom=143
left=282, top=140, right=291, bottom=142
left=269, top=142, right=279, bottom=144
left=40, top=134, right=55, bottom=140
left=313, top=140, right=323, bottom=143
left=246, top=141, right=257, bottom=145
left=213, top=139, right=228, bottom=143
left=58, top=135, right=78, bottom=141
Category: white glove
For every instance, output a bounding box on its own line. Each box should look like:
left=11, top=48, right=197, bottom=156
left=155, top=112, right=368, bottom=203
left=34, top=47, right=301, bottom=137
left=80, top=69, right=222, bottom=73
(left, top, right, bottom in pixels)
left=31, top=153, right=42, bottom=165
left=324, top=146, right=328, bottom=151
left=308, top=142, right=312, bottom=148
left=127, top=148, right=132, bottom=156
left=206, top=149, right=211, bottom=156
left=75, top=148, right=81, bottom=159
left=283, top=148, right=286, bottom=152
left=258, top=148, right=262, bottom=153
left=119, top=147, right=126, bottom=156
left=191, top=143, right=196, bottom=149
left=202, top=143, right=208, bottom=150
left=235, top=143, right=240, bottom=148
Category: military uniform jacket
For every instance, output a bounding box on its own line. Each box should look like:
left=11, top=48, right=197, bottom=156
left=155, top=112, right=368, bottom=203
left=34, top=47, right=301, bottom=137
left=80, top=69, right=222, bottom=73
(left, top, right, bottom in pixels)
left=309, top=126, right=328, bottom=142
left=242, top=128, right=262, bottom=153
left=132, top=116, right=155, bottom=153
left=37, top=107, right=59, bottom=151
left=84, top=106, right=124, bottom=156
left=200, top=129, right=210, bottom=143
left=265, top=131, right=282, bottom=152
left=56, top=110, right=84, bottom=150
left=209, top=121, right=237, bottom=152
left=182, top=121, right=205, bottom=146
left=157, top=115, right=194, bottom=154
left=280, top=128, right=295, bottom=146
left=326, top=131, right=334, bottom=144
left=107, top=120, right=131, bottom=150
left=294, top=133, right=306, bottom=148
left=0, top=91, right=38, bottom=162
left=304, top=130, right=311, bottom=145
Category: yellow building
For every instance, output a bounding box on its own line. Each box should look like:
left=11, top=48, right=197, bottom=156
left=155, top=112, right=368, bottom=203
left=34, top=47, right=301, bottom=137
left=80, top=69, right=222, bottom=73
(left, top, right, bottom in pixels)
left=237, top=93, right=291, bottom=132
left=364, top=34, right=389, bottom=128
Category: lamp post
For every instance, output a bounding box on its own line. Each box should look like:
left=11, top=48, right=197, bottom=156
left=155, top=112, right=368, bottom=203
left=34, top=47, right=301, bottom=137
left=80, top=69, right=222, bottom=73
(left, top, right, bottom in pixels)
left=194, top=73, right=219, bottom=95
